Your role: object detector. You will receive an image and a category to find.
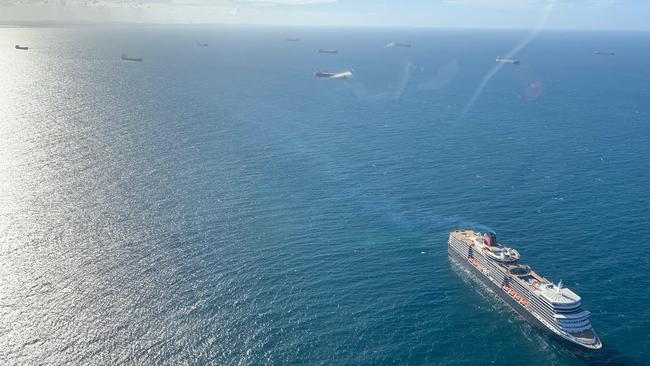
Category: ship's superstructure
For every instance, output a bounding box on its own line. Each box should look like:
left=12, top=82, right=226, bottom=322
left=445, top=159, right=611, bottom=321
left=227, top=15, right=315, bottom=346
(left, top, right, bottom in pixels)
left=448, top=230, right=602, bottom=350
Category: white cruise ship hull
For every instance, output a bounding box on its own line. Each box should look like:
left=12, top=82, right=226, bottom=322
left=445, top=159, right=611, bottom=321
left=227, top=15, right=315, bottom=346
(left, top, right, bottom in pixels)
left=448, top=244, right=602, bottom=352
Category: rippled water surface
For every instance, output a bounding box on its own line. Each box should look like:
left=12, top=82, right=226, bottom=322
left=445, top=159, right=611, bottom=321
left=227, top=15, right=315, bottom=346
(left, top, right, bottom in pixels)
left=1, top=26, right=649, bottom=365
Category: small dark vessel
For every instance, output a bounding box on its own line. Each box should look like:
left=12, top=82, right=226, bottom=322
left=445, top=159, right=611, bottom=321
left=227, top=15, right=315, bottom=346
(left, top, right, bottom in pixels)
left=15, top=45, right=28, bottom=50
left=594, top=51, right=615, bottom=56
left=286, top=38, right=301, bottom=42
left=121, top=54, right=143, bottom=62
left=318, top=49, right=338, bottom=54
left=197, top=42, right=209, bottom=47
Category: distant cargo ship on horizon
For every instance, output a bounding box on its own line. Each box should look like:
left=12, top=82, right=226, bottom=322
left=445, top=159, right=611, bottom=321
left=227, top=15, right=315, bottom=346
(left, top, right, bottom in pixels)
left=448, top=230, right=602, bottom=351
left=121, top=54, right=143, bottom=62
left=314, top=70, right=353, bottom=79
left=594, top=51, right=615, bottom=56
left=385, top=42, right=411, bottom=48
left=318, top=49, right=338, bottom=54
left=496, top=56, right=520, bottom=64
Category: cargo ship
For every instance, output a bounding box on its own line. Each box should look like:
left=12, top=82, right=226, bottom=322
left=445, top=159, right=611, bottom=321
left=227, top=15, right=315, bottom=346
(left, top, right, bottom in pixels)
left=313, top=70, right=353, bottom=80
left=384, top=42, right=412, bottom=48
left=448, top=230, right=602, bottom=351
left=121, top=54, right=143, bottom=62
left=496, top=56, right=520, bottom=64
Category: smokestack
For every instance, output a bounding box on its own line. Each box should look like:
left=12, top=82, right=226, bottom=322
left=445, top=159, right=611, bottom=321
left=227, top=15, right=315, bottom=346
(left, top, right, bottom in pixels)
left=483, top=232, right=497, bottom=246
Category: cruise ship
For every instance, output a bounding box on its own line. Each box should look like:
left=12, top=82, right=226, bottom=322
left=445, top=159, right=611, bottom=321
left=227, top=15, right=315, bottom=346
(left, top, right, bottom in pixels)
left=448, top=230, right=602, bottom=351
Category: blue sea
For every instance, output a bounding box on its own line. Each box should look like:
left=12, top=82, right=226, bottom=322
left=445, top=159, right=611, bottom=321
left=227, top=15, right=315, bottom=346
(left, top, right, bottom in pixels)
left=1, top=26, right=649, bottom=365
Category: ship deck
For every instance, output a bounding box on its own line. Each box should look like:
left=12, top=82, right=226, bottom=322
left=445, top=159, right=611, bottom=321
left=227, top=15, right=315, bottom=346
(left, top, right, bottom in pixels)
left=451, top=230, right=551, bottom=290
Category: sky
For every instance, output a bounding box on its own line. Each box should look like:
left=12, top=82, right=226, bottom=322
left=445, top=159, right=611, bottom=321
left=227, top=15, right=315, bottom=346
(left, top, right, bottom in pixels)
left=1, top=0, right=649, bottom=30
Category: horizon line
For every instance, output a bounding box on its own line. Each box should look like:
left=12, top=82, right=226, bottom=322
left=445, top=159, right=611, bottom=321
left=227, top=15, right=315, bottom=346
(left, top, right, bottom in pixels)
left=1, top=20, right=649, bottom=33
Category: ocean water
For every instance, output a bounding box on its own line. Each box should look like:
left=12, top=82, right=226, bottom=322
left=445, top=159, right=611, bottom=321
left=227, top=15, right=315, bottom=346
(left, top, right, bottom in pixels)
left=1, top=26, right=649, bottom=365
